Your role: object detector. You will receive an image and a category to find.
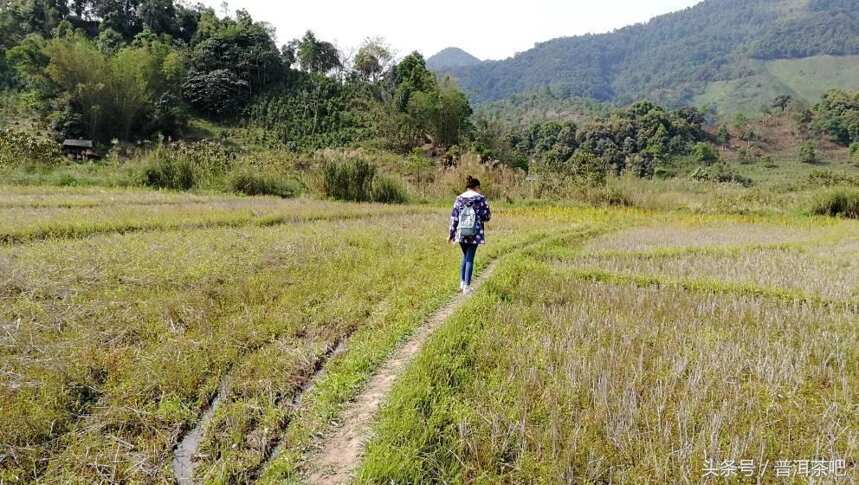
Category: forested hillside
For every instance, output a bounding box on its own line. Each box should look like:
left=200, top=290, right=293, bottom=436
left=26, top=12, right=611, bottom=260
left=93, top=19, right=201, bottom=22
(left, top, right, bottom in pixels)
left=0, top=1, right=472, bottom=151
left=436, top=0, right=859, bottom=113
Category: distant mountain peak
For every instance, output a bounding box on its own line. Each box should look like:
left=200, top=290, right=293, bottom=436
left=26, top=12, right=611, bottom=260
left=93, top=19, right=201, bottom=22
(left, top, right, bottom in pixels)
left=427, top=47, right=482, bottom=70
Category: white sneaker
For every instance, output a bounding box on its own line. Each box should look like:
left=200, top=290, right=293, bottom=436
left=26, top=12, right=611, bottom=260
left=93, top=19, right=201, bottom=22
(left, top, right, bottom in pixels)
left=459, top=281, right=466, bottom=291
left=463, top=286, right=473, bottom=295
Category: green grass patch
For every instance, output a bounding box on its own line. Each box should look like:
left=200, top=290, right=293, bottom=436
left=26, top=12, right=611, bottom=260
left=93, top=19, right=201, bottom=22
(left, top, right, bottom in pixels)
left=228, top=170, right=302, bottom=198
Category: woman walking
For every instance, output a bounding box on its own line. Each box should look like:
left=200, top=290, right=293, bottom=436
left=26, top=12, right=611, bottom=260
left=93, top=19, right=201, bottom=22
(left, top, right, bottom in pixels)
left=448, top=176, right=491, bottom=294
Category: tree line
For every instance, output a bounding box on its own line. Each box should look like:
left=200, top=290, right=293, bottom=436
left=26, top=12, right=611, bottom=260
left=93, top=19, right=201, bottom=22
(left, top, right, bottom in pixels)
left=0, top=0, right=472, bottom=151
left=470, top=102, right=707, bottom=185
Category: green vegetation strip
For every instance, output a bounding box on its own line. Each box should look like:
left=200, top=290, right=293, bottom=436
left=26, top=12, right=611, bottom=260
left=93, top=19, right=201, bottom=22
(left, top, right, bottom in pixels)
left=562, top=267, right=829, bottom=305
left=559, top=263, right=859, bottom=312
left=0, top=204, right=431, bottom=245
left=581, top=241, right=808, bottom=259
left=0, top=198, right=222, bottom=209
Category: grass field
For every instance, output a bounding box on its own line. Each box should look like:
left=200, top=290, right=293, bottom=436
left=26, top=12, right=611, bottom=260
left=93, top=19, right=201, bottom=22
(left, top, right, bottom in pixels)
left=359, top=215, right=859, bottom=483
left=766, top=56, right=859, bottom=105
left=694, top=55, right=859, bottom=116
left=1, top=185, right=857, bottom=483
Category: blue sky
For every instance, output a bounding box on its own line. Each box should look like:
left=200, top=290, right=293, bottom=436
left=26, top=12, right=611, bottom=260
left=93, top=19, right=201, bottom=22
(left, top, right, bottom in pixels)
left=200, top=0, right=702, bottom=60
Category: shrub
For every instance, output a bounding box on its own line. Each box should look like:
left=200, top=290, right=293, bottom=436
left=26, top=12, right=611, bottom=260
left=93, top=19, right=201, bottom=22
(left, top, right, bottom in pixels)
left=567, top=150, right=608, bottom=186
left=691, top=142, right=719, bottom=164
left=321, top=158, right=377, bottom=202
left=626, top=153, right=654, bottom=178
left=850, top=142, right=859, bottom=160
left=737, top=148, right=763, bottom=165
left=799, top=142, right=818, bottom=164
left=167, top=140, right=236, bottom=174
left=370, top=175, right=408, bottom=204
left=690, top=163, right=753, bottom=187
left=806, top=170, right=858, bottom=187
left=583, top=185, right=633, bottom=207
left=810, top=189, right=859, bottom=218
left=0, top=128, right=63, bottom=167
left=228, top=170, right=300, bottom=198
left=142, top=157, right=195, bottom=190
left=433, top=153, right=526, bottom=200
left=653, top=166, right=674, bottom=179
left=319, top=158, right=407, bottom=203
left=140, top=140, right=236, bottom=190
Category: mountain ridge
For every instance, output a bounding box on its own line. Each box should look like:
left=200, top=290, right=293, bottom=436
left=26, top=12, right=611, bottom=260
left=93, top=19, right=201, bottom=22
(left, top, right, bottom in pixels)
left=433, top=0, right=859, bottom=114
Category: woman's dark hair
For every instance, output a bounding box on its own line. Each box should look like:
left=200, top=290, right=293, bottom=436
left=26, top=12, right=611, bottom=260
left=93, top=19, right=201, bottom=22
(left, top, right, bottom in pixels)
left=465, top=175, right=481, bottom=189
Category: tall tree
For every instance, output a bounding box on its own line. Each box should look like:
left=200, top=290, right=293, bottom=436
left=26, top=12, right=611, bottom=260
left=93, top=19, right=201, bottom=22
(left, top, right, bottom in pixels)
left=292, top=30, right=341, bottom=74
left=138, top=0, right=175, bottom=35
left=434, top=76, right=472, bottom=146
left=392, top=52, right=436, bottom=112
left=353, top=37, right=391, bottom=82
left=188, top=9, right=282, bottom=92
left=42, top=33, right=186, bottom=140
left=93, top=0, right=141, bottom=38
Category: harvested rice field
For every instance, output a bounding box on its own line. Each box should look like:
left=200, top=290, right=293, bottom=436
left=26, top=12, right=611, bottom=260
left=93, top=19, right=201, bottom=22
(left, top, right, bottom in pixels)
left=1, top=186, right=856, bottom=483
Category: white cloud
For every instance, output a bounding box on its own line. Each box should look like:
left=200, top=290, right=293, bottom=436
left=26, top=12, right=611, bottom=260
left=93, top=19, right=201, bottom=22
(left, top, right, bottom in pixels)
left=198, top=0, right=702, bottom=60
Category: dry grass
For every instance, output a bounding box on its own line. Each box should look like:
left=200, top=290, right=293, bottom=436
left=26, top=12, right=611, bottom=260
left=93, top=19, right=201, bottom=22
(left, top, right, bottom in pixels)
left=582, top=221, right=826, bottom=253
left=0, top=185, right=239, bottom=209
left=0, top=192, right=609, bottom=483
left=1, top=210, right=449, bottom=483
left=573, top=244, right=859, bottom=302
left=4, top=183, right=856, bottom=483
left=0, top=197, right=422, bottom=244
left=359, top=215, right=859, bottom=483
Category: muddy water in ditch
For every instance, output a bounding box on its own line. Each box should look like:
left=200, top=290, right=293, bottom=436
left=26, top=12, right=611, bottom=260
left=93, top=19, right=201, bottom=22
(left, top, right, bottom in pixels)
left=172, top=381, right=228, bottom=485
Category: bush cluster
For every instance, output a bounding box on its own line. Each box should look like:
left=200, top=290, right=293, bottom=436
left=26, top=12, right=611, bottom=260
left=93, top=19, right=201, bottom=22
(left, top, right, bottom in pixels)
left=0, top=128, right=63, bottom=167
left=811, top=189, right=859, bottom=219
left=691, top=142, right=720, bottom=164
left=813, top=89, right=859, bottom=146
left=321, top=158, right=407, bottom=203
left=508, top=102, right=705, bottom=178
left=142, top=156, right=196, bottom=190
left=799, top=142, right=818, bottom=164
left=806, top=170, right=858, bottom=187
left=141, top=140, right=236, bottom=190
left=228, top=170, right=301, bottom=198
left=690, top=163, right=753, bottom=187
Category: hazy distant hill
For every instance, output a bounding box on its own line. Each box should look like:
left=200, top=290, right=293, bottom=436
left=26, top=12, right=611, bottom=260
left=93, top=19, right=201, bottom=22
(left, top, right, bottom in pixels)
left=427, top=47, right=482, bottom=70
left=435, top=0, right=859, bottom=114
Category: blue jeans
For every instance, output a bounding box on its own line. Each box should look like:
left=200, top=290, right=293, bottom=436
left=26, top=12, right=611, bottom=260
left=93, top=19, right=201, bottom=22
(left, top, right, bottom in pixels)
left=460, top=243, right=478, bottom=286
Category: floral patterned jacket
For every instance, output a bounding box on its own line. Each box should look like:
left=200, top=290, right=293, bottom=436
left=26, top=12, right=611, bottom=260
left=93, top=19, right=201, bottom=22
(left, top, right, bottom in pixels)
left=448, top=190, right=492, bottom=245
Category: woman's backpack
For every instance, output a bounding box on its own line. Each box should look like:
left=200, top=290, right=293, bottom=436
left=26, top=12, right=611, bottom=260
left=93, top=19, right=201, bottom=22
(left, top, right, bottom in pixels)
left=458, top=200, right=479, bottom=237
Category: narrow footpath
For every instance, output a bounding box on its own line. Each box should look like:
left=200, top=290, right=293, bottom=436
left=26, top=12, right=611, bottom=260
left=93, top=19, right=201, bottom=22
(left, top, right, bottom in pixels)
left=304, top=261, right=499, bottom=484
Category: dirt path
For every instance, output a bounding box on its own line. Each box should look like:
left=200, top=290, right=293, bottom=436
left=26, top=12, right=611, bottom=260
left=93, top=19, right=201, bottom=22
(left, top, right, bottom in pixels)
left=304, top=261, right=498, bottom=485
